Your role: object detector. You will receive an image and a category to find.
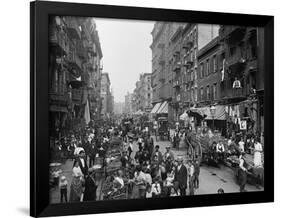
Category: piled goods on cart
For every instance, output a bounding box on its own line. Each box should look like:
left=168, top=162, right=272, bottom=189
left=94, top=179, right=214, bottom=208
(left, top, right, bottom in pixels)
left=101, top=168, right=129, bottom=200
left=100, top=136, right=130, bottom=200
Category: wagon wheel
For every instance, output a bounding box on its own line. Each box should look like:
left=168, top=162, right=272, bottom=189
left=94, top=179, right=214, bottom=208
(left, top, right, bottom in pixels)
left=186, top=140, right=194, bottom=160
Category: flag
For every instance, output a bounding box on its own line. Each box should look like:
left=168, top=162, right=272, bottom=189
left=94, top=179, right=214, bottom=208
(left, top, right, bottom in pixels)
left=84, top=100, right=90, bottom=124
left=221, top=58, right=225, bottom=81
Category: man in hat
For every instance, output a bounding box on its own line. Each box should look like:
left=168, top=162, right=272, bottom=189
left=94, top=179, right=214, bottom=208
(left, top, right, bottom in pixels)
left=164, top=146, right=175, bottom=162
left=238, top=152, right=248, bottom=192
left=151, top=145, right=163, bottom=164
left=174, top=156, right=187, bottom=196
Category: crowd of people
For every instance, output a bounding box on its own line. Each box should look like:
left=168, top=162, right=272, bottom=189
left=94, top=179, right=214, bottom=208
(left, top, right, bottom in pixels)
left=118, top=136, right=201, bottom=199
left=50, top=118, right=263, bottom=203
left=50, top=120, right=202, bottom=203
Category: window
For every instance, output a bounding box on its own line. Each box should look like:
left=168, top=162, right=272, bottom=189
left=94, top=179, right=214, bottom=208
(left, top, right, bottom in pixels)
left=193, top=29, right=197, bottom=44
left=206, top=59, right=209, bottom=76
left=195, top=88, right=198, bottom=102
left=213, top=55, right=217, bottom=72
left=194, top=49, right=197, bottom=61
left=200, top=87, right=204, bottom=101
left=200, top=63, right=204, bottom=78
left=191, top=89, right=194, bottom=102
left=206, top=86, right=210, bottom=100
left=148, top=93, right=151, bottom=99
left=213, top=83, right=217, bottom=100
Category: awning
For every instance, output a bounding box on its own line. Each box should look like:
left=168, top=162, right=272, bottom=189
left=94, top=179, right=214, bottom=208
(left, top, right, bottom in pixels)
left=157, top=101, right=168, bottom=114
left=189, top=107, right=206, bottom=117
left=189, top=105, right=226, bottom=120
left=150, top=102, right=162, bottom=114
left=204, top=105, right=226, bottom=120
left=179, top=111, right=189, bottom=120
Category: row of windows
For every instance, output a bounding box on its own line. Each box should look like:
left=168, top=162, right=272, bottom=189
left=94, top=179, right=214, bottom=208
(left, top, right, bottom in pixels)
left=199, top=83, right=218, bottom=101
left=199, top=54, right=218, bottom=78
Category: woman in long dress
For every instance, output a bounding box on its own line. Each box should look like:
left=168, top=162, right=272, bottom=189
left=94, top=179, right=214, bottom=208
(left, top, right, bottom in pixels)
left=253, top=139, right=263, bottom=167
left=69, top=161, right=84, bottom=202
left=253, top=138, right=263, bottom=188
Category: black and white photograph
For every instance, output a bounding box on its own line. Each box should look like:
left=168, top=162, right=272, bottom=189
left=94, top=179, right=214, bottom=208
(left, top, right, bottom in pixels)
left=48, top=16, right=266, bottom=204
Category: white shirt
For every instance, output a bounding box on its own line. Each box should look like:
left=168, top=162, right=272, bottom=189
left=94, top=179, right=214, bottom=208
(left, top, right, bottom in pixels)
left=216, top=143, right=225, bottom=152
left=114, top=177, right=124, bottom=188
left=80, top=158, right=85, bottom=168
left=144, top=173, right=152, bottom=185
left=238, top=141, right=245, bottom=152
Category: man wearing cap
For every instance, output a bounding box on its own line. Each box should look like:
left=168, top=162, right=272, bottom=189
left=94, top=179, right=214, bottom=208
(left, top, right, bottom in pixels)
left=73, top=150, right=88, bottom=177
left=164, top=146, right=175, bottom=162
left=174, top=156, right=187, bottom=196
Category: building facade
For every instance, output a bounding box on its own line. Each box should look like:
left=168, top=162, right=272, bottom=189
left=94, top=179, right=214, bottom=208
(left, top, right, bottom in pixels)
left=100, top=73, right=113, bottom=117
left=49, top=16, right=103, bottom=138
left=132, top=73, right=153, bottom=113
left=124, top=92, right=133, bottom=114
left=150, top=22, right=219, bottom=123
left=217, top=26, right=264, bottom=135
left=183, top=25, right=263, bottom=136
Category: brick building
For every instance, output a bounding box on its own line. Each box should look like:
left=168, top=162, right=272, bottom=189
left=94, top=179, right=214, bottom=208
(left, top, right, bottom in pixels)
left=132, top=73, right=153, bottom=113
left=48, top=16, right=103, bottom=137
left=100, top=73, right=113, bottom=117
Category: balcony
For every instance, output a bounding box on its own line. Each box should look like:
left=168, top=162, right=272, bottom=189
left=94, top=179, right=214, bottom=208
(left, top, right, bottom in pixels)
left=71, top=88, right=83, bottom=104
left=66, top=18, right=81, bottom=39
left=173, top=62, right=181, bottom=72
left=182, top=38, right=194, bottom=50
left=86, top=63, right=94, bottom=71
left=183, top=57, right=194, bottom=67
left=158, top=53, right=165, bottom=65
left=227, top=55, right=246, bottom=73
left=49, top=92, right=68, bottom=105
left=85, top=41, right=97, bottom=56
left=247, top=59, right=257, bottom=73
left=76, top=41, right=87, bottom=60
left=173, top=80, right=181, bottom=88
left=66, top=54, right=82, bottom=72
left=49, top=25, right=68, bottom=56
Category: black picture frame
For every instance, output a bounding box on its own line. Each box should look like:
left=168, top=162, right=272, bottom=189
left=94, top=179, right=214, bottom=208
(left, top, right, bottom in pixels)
left=30, top=1, right=274, bottom=217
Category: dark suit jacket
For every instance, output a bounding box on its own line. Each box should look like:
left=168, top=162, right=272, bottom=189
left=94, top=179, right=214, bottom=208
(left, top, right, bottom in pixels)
left=175, top=164, right=187, bottom=188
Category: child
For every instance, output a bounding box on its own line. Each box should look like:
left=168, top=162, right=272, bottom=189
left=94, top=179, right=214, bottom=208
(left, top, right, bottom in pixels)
left=146, top=185, right=153, bottom=198
left=151, top=180, right=161, bottom=198
left=170, top=187, right=179, bottom=197
left=59, top=176, right=68, bottom=203
left=52, top=166, right=62, bottom=188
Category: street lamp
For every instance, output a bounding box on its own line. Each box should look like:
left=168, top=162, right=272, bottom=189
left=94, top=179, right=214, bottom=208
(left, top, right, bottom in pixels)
left=210, top=105, right=216, bottom=132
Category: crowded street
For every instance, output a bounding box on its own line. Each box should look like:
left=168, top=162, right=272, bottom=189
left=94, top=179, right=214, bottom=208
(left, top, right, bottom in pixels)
left=48, top=17, right=264, bottom=204
left=50, top=123, right=263, bottom=203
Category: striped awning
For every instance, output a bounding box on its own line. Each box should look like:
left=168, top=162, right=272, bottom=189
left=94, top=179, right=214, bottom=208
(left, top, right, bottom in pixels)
left=150, top=102, right=162, bottom=114
left=189, top=105, right=226, bottom=120
left=157, top=101, right=168, bottom=114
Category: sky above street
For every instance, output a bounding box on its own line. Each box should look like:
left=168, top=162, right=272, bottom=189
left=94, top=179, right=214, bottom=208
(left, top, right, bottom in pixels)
left=95, top=18, right=154, bottom=102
